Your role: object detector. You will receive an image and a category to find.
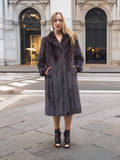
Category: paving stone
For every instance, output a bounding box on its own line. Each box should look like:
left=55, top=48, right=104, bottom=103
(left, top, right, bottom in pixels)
left=10, top=119, right=45, bottom=131
left=0, top=140, right=23, bottom=158
left=36, top=118, right=65, bottom=135
left=71, top=128, right=96, bottom=146
left=36, top=124, right=55, bottom=136
left=0, top=114, right=25, bottom=128
left=58, top=145, right=119, bottom=160
left=0, top=130, right=53, bottom=158
left=92, top=134, right=120, bottom=154
left=71, top=117, right=94, bottom=129
left=104, top=125, right=120, bottom=138
left=81, top=121, right=114, bottom=132
left=102, top=117, right=120, bottom=126
left=5, top=130, right=53, bottom=147
left=0, top=150, right=39, bottom=160
left=0, top=127, right=23, bottom=140
left=0, top=102, right=46, bottom=130
left=34, top=144, right=80, bottom=160
left=26, top=143, right=54, bottom=154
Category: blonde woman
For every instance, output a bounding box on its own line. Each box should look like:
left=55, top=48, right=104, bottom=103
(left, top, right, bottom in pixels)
left=38, top=12, right=84, bottom=148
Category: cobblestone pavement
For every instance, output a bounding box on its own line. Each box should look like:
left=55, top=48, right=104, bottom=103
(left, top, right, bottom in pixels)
left=0, top=73, right=120, bottom=159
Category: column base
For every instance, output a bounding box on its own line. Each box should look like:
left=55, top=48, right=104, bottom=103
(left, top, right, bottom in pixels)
left=0, top=59, right=5, bottom=66
left=111, top=60, right=120, bottom=66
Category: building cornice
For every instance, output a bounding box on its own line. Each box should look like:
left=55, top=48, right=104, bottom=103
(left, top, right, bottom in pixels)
left=8, top=0, right=49, bottom=6
left=76, top=0, right=116, bottom=6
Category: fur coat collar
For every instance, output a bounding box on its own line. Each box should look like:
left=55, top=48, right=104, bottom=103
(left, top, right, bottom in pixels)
left=47, top=31, right=70, bottom=48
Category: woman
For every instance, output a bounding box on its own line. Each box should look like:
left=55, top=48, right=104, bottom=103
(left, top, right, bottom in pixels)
left=37, top=12, right=84, bottom=149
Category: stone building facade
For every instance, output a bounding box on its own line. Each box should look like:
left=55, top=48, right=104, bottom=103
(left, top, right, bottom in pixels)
left=0, top=0, right=120, bottom=66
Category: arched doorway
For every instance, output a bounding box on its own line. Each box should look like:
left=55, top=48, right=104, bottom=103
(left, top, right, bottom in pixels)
left=20, top=8, right=41, bottom=65
left=85, top=8, right=107, bottom=64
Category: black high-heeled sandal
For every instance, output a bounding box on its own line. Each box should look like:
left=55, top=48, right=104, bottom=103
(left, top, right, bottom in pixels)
left=55, top=128, right=61, bottom=147
left=63, top=129, right=70, bottom=148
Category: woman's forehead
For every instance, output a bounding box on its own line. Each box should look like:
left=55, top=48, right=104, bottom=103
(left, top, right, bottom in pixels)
left=55, top=14, right=62, bottom=19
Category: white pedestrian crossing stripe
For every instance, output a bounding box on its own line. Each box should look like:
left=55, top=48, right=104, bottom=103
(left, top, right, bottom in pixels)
left=0, top=86, right=15, bottom=91
left=9, top=82, right=29, bottom=87
left=36, top=77, right=120, bottom=81
left=22, top=80, right=37, bottom=83
left=21, top=90, right=120, bottom=94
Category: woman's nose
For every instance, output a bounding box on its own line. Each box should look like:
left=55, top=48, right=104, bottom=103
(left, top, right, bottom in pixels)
left=56, top=20, right=60, bottom=24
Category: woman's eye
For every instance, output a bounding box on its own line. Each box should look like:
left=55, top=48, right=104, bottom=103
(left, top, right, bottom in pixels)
left=54, top=19, right=62, bottom=22
left=59, top=19, right=62, bottom=22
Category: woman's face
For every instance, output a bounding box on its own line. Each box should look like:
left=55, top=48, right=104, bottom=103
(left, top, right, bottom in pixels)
left=53, top=14, right=63, bottom=32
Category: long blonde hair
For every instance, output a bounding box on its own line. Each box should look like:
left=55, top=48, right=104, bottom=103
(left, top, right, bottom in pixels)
left=51, top=12, right=77, bottom=46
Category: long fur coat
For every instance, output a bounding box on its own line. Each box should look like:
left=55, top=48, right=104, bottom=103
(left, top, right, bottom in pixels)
left=37, top=31, right=84, bottom=116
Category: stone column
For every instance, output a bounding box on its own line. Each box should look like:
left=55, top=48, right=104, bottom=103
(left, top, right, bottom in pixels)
left=50, top=0, right=72, bottom=29
left=9, top=4, right=13, bottom=20
left=117, top=0, right=120, bottom=20
left=4, top=0, right=8, bottom=20
left=0, top=0, right=5, bottom=65
left=41, top=20, right=46, bottom=37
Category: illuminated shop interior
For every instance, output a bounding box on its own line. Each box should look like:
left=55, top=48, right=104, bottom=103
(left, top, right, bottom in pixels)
left=20, top=8, right=41, bottom=65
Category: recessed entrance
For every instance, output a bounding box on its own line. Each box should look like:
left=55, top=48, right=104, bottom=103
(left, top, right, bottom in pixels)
left=20, top=8, right=41, bottom=65
left=85, top=8, right=107, bottom=64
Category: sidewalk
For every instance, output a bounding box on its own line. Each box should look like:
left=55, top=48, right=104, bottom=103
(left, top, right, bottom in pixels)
left=0, top=64, right=120, bottom=73
left=0, top=93, right=120, bottom=160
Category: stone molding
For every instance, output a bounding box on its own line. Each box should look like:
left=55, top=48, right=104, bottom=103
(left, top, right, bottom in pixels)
left=112, top=20, right=120, bottom=25
left=8, top=0, right=50, bottom=6
left=76, top=0, right=116, bottom=6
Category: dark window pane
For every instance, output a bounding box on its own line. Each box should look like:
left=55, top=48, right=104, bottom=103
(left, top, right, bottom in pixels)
left=85, top=8, right=107, bottom=64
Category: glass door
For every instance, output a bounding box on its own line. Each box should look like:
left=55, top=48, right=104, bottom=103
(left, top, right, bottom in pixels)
left=85, top=8, right=107, bottom=64
left=20, top=8, right=41, bottom=65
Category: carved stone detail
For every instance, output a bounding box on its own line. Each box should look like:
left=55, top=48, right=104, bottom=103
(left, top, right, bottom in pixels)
left=92, top=2, right=100, bottom=8
left=39, top=0, right=49, bottom=5
left=107, top=21, right=113, bottom=26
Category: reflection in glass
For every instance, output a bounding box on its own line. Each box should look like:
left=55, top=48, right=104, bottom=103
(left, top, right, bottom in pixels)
left=20, top=8, right=41, bottom=65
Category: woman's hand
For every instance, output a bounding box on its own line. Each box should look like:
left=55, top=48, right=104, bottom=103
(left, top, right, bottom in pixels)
left=45, top=66, right=52, bottom=76
left=72, top=65, right=77, bottom=72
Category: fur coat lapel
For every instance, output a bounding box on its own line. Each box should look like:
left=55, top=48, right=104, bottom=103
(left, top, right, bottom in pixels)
left=47, top=31, right=70, bottom=49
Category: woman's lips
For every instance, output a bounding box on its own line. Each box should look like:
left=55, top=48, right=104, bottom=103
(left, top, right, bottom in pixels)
left=56, top=26, right=60, bottom=28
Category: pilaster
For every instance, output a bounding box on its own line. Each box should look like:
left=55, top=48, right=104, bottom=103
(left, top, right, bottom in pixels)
left=0, top=0, right=5, bottom=66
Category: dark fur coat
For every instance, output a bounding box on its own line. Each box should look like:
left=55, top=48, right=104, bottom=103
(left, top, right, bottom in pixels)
left=37, top=31, right=84, bottom=116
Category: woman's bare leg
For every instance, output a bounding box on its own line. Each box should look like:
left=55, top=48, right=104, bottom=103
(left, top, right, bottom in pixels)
left=53, top=116, right=61, bottom=129
left=64, top=114, right=73, bottom=148
left=64, top=115, right=73, bottom=130
left=53, top=116, right=61, bottom=147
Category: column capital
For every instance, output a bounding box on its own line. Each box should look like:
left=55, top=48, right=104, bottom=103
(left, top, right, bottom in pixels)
left=80, top=21, right=85, bottom=26
left=39, top=0, right=49, bottom=5
left=8, top=0, right=17, bottom=5
left=107, top=21, right=113, bottom=26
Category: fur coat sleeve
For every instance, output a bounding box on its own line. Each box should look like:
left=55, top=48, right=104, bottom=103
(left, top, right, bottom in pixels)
left=74, top=39, right=84, bottom=72
left=37, top=37, right=48, bottom=76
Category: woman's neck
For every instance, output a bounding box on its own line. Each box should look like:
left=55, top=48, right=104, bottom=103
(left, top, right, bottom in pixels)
left=54, top=30, right=62, bottom=35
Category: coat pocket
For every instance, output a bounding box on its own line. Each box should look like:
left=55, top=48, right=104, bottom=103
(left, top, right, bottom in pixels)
left=47, top=67, right=52, bottom=78
left=72, top=66, right=77, bottom=73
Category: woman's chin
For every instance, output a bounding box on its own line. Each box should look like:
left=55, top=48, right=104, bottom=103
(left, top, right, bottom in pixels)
left=55, top=28, right=62, bottom=31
